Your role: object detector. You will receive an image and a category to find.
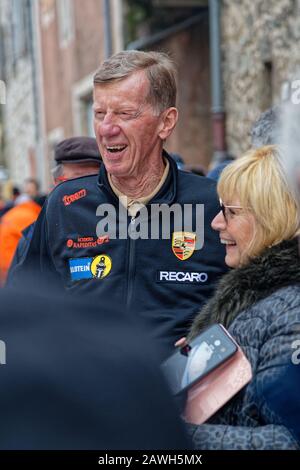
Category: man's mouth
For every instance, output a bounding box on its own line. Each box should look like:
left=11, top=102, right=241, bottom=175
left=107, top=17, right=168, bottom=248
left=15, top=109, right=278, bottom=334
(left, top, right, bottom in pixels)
left=105, top=145, right=127, bottom=154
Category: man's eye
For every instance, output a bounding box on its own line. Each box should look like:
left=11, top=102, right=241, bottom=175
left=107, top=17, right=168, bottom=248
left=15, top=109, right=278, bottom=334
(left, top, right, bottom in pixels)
left=95, top=111, right=105, bottom=119
left=119, top=112, right=134, bottom=118
left=119, top=111, right=140, bottom=119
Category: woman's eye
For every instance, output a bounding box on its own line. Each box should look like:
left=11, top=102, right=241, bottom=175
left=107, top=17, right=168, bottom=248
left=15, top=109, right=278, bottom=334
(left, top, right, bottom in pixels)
left=228, top=208, right=237, bottom=216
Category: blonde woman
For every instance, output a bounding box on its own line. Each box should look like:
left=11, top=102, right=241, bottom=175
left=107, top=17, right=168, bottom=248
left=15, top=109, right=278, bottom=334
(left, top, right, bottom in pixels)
left=184, top=146, right=300, bottom=450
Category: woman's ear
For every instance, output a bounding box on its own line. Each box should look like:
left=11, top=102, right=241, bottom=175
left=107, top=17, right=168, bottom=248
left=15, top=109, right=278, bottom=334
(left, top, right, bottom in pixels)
left=158, top=107, right=178, bottom=140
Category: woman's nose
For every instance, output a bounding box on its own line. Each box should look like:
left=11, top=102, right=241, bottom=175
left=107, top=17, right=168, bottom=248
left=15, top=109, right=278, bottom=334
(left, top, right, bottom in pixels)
left=211, top=210, right=226, bottom=231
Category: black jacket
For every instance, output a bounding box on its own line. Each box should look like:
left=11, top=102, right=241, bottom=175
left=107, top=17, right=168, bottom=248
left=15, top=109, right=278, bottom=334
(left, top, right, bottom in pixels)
left=11, top=153, right=227, bottom=353
left=187, top=239, right=300, bottom=449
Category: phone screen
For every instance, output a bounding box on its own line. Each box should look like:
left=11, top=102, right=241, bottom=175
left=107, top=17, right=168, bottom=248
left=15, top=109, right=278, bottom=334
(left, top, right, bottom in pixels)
left=161, top=324, right=238, bottom=395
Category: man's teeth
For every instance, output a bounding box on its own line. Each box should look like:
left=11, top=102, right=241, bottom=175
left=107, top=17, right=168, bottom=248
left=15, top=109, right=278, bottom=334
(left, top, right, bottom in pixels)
left=220, top=239, right=236, bottom=245
left=106, top=145, right=127, bottom=153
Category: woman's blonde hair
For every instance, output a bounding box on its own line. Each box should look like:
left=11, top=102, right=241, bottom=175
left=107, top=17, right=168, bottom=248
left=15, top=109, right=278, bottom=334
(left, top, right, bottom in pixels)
left=217, top=145, right=300, bottom=259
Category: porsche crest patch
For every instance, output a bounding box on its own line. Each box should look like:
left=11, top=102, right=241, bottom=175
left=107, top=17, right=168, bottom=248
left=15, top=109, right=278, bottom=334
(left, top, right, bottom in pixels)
left=172, top=232, right=196, bottom=261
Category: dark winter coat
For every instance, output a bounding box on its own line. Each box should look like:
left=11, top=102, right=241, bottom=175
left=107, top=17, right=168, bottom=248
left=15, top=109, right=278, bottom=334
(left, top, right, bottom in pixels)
left=186, top=238, right=300, bottom=450
left=9, top=152, right=227, bottom=355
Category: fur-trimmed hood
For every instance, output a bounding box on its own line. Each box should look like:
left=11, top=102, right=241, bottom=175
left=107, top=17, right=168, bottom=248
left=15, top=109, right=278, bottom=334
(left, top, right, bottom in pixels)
left=188, top=238, right=300, bottom=340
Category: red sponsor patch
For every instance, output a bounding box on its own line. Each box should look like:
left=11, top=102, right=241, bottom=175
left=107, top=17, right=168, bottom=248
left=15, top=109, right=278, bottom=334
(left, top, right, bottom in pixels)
left=66, top=235, right=110, bottom=249
left=97, top=235, right=110, bottom=245
left=63, top=189, right=87, bottom=206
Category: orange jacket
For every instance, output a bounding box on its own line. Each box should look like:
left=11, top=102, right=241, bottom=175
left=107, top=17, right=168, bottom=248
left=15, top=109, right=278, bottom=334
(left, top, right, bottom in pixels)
left=0, top=201, right=41, bottom=284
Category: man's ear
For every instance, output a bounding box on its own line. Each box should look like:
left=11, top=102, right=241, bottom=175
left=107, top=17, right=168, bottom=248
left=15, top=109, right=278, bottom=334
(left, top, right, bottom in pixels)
left=158, top=107, right=178, bottom=140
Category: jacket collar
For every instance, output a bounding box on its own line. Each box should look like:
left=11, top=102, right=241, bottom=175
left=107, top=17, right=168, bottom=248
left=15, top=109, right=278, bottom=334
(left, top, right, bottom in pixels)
left=188, top=238, right=300, bottom=339
left=97, top=150, right=177, bottom=206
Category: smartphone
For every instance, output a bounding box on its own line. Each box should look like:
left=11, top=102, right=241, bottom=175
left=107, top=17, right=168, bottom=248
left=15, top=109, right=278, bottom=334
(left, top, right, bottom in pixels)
left=161, top=324, right=238, bottom=396
left=183, top=346, right=252, bottom=424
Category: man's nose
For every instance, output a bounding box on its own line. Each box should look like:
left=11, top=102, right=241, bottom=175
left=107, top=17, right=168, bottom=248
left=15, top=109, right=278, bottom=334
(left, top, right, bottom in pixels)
left=96, top=114, right=121, bottom=138
left=211, top=210, right=226, bottom=231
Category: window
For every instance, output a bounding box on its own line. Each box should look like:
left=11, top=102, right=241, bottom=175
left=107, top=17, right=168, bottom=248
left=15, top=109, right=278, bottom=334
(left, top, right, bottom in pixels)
left=72, top=73, right=95, bottom=136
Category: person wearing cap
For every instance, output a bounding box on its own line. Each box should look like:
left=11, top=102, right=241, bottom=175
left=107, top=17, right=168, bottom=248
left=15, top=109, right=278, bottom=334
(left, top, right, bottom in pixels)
left=6, top=137, right=101, bottom=283
left=52, top=136, right=102, bottom=184
left=9, top=51, right=227, bottom=354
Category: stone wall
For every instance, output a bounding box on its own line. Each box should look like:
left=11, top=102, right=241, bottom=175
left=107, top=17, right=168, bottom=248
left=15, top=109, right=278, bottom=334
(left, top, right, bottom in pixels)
left=222, top=0, right=300, bottom=156
left=0, top=0, right=36, bottom=186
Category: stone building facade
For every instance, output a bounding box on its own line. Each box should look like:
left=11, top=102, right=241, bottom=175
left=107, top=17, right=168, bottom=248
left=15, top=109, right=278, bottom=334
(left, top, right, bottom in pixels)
left=2, top=0, right=300, bottom=187
left=221, top=0, right=300, bottom=157
left=0, top=0, right=123, bottom=190
left=0, top=0, right=38, bottom=187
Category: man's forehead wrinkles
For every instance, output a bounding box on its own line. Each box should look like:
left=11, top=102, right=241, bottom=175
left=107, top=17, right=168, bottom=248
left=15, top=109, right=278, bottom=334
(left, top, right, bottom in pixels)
left=93, top=94, right=147, bottom=112
left=93, top=74, right=149, bottom=102
left=93, top=89, right=144, bottom=103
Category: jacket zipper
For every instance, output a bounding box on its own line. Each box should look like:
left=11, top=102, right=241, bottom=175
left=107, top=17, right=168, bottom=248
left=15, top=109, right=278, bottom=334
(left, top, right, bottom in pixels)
left=126, top=215, right=136, bottom=309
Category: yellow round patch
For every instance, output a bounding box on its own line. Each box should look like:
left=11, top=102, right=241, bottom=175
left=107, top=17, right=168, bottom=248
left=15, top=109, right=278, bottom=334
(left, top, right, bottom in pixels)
left=90, top=254, right=112, bottom=279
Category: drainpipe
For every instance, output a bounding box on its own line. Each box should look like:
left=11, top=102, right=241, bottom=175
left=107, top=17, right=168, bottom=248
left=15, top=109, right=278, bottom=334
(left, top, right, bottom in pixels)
left=209, top=0, right=227, bottom=165
left=103, top=0, right=113, bottom=58
left=31, top=0, right=47, bottom=190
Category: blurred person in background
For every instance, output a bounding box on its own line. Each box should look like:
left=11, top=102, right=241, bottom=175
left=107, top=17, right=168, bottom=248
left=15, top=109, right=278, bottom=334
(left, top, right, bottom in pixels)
left=207, top=105, right=281, bottom=183
left=51, top=136, right=102, bottom=184
left=0, top=191, right=5, bottom=215
left=23, top=178, right=40, bottom=199
left=0, top=186, right=21, bottom=218
left=6, top=137, right=101, bottom=283
left=0, top=192, right=43, bottom=285
left=170, top=152, right=185, bottom=170
left=206, top=153, right=235, bottom=182
left=250, top=106, right=280, bottom=148
left=183, top=164, right=206, bottom=177
left=0, top=282, right=189, bottom=450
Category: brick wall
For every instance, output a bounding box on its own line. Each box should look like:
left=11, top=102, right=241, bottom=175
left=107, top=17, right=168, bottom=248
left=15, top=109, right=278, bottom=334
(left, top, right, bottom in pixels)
left=153, top=17, right=212, bottom=168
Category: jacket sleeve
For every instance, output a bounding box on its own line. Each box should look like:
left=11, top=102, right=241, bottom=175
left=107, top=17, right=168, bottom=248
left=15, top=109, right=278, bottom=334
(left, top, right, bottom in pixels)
left=186, top=422, right=299, bottom=450
left=185, top=301, right=300, bottom=450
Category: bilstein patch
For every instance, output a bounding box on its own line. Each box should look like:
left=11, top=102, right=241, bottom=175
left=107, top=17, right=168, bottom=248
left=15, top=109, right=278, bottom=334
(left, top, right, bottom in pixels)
left=69, top=254, right=112, bottom=281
